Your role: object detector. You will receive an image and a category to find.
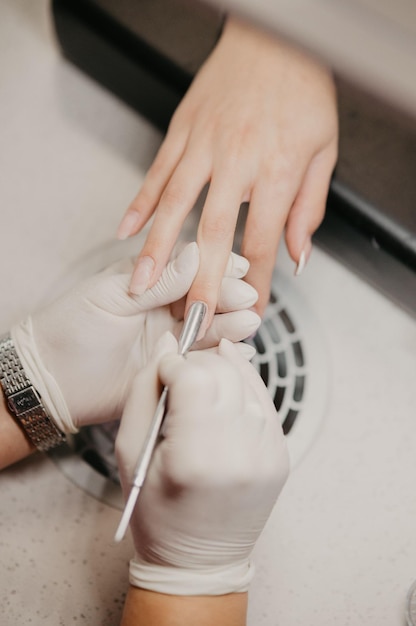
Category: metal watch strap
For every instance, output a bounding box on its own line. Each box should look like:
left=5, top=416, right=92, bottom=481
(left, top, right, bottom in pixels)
left=0, top=333, right=66, bottom=451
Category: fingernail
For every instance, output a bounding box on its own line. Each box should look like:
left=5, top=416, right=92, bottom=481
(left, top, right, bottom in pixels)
left=117, top=210, right=141, bottom=240
left=129, top=256, right=155, bottom=295
left=295, top=250, right=306, bottom=276
left=295, top=239, right=312, bottom=276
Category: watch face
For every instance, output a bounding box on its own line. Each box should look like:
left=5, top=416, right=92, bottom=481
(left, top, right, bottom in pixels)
left=8, top=386, right=41, bottom=415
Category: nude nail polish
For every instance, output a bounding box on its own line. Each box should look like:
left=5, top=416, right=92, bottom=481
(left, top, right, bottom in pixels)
left=129, top=256, right=155, bottom=295
left=295, top=250, right=306, bottom=276
left=295, top=239, right=312, bottom=276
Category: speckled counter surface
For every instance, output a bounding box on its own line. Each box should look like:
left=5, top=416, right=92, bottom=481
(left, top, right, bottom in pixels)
left=1, top=455, right=132, bottom=625
left=1, top=1, right=416, bottom=625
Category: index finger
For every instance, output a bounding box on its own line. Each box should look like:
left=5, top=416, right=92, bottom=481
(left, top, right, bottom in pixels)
left=185, top=170, right=246, bottom=336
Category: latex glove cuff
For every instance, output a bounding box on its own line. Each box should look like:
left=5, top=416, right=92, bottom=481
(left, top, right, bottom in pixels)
left=129, top=554, right=255, bottom=596
left=11, top=317, right=76, bottom=436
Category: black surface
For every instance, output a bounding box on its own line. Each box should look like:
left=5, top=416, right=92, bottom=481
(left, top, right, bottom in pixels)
left=52, top=0, right=193, bottom=129
left=52, top=0, right=224, bottom=128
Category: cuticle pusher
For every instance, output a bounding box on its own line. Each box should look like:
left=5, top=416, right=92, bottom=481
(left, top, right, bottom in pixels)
left=114, top=300, right=207, bottom=542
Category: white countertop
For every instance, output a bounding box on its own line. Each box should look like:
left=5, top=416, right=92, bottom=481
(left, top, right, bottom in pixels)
left=1, top=2, right=416, bottom=625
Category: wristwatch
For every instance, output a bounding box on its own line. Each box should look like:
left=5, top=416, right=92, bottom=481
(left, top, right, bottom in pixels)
left=0, top=333, right=66, bottom=451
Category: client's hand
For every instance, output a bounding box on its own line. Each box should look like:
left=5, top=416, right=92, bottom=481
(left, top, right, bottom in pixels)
left=119, top=16, right=338, bottom=321
left=11, top=243, right=260, bottom=433
left=116, top=332, right=289, bottom=596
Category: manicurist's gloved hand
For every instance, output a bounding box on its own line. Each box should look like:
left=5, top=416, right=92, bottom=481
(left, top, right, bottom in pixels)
left=11, top=243, right=260, bottom=434
left=116, top=332, right=290, bottom=597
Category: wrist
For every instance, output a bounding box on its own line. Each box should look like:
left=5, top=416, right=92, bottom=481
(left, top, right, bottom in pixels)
left=0, top=386, right=35, bottom=469
left=121, top=586, right=248, bottom=626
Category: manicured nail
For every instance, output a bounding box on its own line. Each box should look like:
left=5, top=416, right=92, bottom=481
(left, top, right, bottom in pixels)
left=295, top=239, right=312, bottom=276
left=117, top=211, right=141, bottom=240
left=129, top=256, right=155, bottom=295
left=295, top=250, right=306, bottom=276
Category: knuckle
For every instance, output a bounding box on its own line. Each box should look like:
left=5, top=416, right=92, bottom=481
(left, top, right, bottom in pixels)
left=190, top=277, right=217, bottom=299
left=129, top=185, right=155, bottom=213
left=161, top=183, right=187, bottom=213
left=199, top=214, right=233, bottom=244
left=165, top=448, right=211, bottom=490
left=242, top=239, right=273, bottom=264
left=223, top=141, right=246, bottom=169
left=164, top=458, right=191, bottom=491
left=262, top=151, right=297, bottom=185
left=219, top=124, right=253, bottom=167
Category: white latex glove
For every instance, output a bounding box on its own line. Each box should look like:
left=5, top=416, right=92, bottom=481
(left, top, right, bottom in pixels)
left=116, top=332, right=290, bottom=596
left=11, top=243, right=260, bottom=433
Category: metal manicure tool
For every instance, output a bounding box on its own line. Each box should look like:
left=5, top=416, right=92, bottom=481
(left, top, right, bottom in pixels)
left=114, top=300, right=207, bottom=543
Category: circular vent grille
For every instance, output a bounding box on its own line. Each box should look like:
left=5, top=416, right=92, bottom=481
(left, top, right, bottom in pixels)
left=49, top=243, right=329, bottom=508
left=248, top=290, right=307, bottom=436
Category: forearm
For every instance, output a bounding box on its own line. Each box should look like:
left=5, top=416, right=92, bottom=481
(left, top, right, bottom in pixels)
left=121, top=587, right=248, bottom=626
left=0, top=390, right=35, bottom=470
